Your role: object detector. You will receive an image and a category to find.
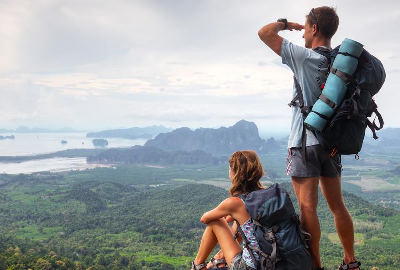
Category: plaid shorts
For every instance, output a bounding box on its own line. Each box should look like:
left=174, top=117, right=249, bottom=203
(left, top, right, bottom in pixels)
left=230, top=253, right=255, bottom=270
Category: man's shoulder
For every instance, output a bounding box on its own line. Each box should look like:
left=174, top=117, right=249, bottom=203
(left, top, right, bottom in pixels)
left=281, top=39, right=324, bottom=61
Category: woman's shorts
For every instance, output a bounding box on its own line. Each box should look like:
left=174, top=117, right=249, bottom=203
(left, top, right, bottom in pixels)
left=230, top=253, right=255, bottom=270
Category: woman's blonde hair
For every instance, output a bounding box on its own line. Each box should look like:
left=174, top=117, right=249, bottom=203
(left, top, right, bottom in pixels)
left=228, top=150, right=265, bottom=197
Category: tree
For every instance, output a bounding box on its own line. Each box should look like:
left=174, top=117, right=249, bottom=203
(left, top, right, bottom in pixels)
left=35, top=258, right=51, bottom=270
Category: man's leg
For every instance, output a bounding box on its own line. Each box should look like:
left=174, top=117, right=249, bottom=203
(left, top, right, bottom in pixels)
left=291, top=176, right=321, bottom=269
left=320, top=176, right=359, bottom=269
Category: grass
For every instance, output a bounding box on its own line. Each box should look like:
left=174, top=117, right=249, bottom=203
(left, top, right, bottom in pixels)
left=328, top=233, right=364, bottom=246
left=15, top=225, right=64, bottom=241
left=136, top=252, right=192, bottom=267
left=7, top=190, right=38, bottom=203
left=96, top=231, right=141, bottom=241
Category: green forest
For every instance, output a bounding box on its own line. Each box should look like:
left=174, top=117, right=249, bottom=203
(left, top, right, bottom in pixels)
left=1, top=150, right=400, bottom=270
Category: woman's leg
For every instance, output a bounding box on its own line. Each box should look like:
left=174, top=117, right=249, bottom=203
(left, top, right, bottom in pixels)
left=194, top=218, right=242, bottom=268
left=205, top=218, right=239, bottom=268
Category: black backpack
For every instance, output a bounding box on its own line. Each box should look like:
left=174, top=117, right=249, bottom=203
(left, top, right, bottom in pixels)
left=236, top=183, right=312, bottom=270
left=290, top=46, right=385, bottom=160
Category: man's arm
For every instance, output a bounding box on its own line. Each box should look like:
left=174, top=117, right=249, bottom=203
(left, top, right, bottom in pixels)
left=258, top=21, right=304, bottom=56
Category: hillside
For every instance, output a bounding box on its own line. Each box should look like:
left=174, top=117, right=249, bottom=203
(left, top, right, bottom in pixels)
left=144, top=120, right=279, bottom=155
left=86, top=146, right=223, bottom=165
left=0, top=170, right=399, bottom=270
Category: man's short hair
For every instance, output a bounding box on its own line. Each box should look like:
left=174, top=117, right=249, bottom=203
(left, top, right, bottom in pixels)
left=307, top=6, right=339, bottom=39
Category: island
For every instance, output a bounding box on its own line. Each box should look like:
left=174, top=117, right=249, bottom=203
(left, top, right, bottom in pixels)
left=92, top=139, right=109, bottom=147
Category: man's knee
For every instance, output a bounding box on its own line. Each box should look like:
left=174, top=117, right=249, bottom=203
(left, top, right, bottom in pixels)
left=298, top=202, right=318, bottom=214
left=329, top=203, right=351, bottom=217
left=324, top=193, right=349, bottom=215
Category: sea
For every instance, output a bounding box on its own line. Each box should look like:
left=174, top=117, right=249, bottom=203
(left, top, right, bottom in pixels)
left=0, top=133, right=147, bottom=174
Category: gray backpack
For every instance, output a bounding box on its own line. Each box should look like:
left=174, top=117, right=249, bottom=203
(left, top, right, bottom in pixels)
left=236, top=183, right=312, bottom=270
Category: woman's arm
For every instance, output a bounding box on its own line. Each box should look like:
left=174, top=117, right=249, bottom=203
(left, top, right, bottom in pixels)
left=200, top=197, right=241, bottom=224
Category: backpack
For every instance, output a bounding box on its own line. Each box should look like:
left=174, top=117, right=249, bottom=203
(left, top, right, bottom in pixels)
left=236, top=183, right=312, bottom=270
left=289, top=45, right=385, bottom=160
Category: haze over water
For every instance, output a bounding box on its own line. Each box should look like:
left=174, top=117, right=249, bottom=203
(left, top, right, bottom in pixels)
left=0, top=133, right=147, bottom=156
left=0, top=133, right=147, bottom=174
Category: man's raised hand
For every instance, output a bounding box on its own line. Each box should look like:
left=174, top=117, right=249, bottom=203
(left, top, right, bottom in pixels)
left=287, top=22, right=304, bottom=31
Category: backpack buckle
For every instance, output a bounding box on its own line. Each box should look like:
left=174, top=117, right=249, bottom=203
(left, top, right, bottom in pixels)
left=266, top=230, right=276, bottom=243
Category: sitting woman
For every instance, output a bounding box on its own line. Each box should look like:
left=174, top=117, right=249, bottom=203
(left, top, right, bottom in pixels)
left=191, top=150, right=265, bottom=270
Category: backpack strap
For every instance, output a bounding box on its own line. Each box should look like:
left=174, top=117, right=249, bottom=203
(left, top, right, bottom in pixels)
left=235, top=220, right=280, bottom=270
left=291, top=215, right=311, bottom=251
left=235, top=220, right=259, bottom=268
left=288, top=47, right=332, bottom=165
left=252, top=220, right=279, bottom=263
left=313, top=46, right=332, bottom=59
left=330, top=68, right=355, bottom=85
left=291, top=77, right=312, bottom=165
left=319, top=94, right=338, bottom=110
left=366, top=99, right=384, bottom=140
left=337, top=51, right=359, bottom=60
left=366, top=99, right=384, bottom=139
left=288, top=47, right=333, bottom=110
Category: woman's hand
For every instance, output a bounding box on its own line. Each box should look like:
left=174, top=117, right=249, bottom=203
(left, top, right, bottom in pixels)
left=225, top=215, right=234, bottom=223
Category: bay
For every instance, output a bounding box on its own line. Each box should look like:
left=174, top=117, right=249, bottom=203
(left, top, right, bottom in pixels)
left=0, top=157, right=113, bottom=174
left=0, top=132, right=147, bottom=174
left=0, top=132, right=147, bottom=156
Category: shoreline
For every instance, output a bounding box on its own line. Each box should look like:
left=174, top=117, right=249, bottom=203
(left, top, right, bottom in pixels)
left=0, top=157, right=114, bottom=175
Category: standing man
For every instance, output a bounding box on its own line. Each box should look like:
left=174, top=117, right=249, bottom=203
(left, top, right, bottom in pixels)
left=258, top=7, right=361, bottom=270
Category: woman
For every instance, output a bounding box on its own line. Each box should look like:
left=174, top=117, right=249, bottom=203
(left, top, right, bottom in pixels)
left=191, top=150, right=265, bottom=270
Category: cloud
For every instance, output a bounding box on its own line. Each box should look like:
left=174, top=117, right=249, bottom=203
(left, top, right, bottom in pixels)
left=0, top=0, right=399, bottom=130
left=167, top=62, right=188, bottom=65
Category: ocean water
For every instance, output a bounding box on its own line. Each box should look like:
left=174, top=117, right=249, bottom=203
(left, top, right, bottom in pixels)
left=0, top=133, right=147, bottom=156
left=0, top=157, right=113, bottom=174
left=0, top=133, right=147, bottom=174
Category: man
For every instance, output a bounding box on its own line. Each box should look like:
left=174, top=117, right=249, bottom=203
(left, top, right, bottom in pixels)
left=258, top=7, right=361, bottom=270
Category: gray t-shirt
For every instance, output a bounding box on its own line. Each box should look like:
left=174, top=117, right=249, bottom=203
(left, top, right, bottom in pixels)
left=281, top=38, right=330, bottom=149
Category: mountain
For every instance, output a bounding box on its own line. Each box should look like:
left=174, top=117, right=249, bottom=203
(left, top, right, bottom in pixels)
left=86, top=125, right=172, bottom=139
left=374, top=128, right=400, bottom=140
left=144, top=120, right=279, bottom=155
left=359, top=128, right=400, bottom=152
left=86, top=146, right=223, bottom=165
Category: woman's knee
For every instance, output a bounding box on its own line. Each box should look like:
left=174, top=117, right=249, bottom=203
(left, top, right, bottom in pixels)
left=207, top=218, right=228, bottom=227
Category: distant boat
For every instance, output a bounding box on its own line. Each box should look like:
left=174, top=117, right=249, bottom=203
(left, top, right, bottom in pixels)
left=61, top=140, right=68, bottom=144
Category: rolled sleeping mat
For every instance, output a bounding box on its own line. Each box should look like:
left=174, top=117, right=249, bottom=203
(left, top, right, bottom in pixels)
left=304, top=38, right=364, bottom=131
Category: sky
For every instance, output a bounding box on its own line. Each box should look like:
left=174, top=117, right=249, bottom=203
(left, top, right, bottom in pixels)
left=0, top=0, right=399, bottom=136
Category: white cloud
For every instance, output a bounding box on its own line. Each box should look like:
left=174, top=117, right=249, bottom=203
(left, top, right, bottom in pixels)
left=0, top=0, right=398, bottom=131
